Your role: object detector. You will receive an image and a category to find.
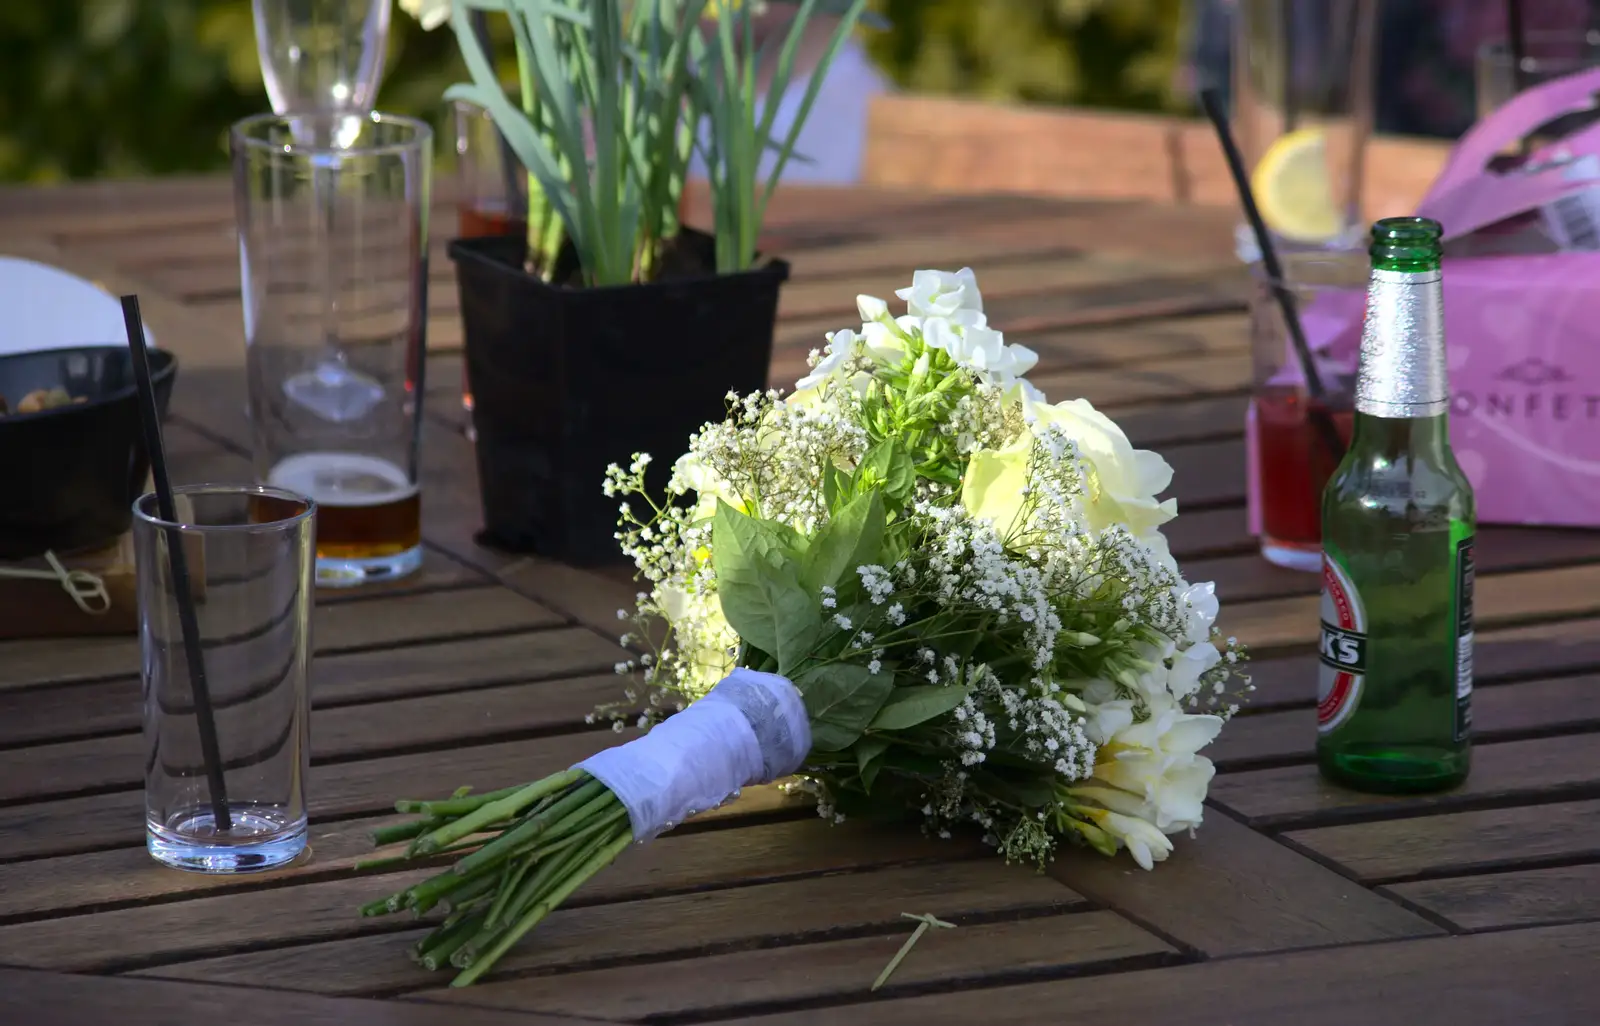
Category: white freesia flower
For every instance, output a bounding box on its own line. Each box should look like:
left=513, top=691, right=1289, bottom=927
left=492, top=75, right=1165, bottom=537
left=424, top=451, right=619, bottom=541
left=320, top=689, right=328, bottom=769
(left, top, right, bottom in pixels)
left=857, top=294, right=890, bottom=322
left=861, top=321, right=908, bottom=366
left=795, top=328, right=860, bottom=390
left=896, top=267, right=986, bottom=324
left=1081, top=808, right=1175, bottom=870
left=1082, top=693, right=1222, bottom=834
left=1168, top=641, right=1222, bottom=700
left=1175, top=581, right=1219, bottom=646
left=1024, top=395, right=1177, bottom=535
left=400, top=0, right=452, bottom=30
left=924, top=317, right=1040, bottom=391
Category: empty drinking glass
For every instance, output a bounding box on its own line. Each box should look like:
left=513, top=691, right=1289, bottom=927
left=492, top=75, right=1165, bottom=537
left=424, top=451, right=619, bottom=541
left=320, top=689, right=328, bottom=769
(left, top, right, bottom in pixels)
left=138, top=485, right=315, bottom=873
left=1232, top=0, right=1379, bottom=260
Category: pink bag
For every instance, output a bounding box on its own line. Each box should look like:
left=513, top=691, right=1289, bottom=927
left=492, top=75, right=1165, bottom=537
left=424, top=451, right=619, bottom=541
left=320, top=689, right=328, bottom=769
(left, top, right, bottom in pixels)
left=1247, top=66, right=1600, bottom=532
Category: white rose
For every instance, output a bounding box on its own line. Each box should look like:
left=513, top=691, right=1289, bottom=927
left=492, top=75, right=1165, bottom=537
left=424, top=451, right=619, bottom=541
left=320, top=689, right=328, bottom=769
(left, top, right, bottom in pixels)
left=1025, top=395, right=1177, bottom=535
left=896, top=268, right=985, bottom=322
left=400, top=0, right=452, bottom=30
left=670, top=451, right=743, bottom=521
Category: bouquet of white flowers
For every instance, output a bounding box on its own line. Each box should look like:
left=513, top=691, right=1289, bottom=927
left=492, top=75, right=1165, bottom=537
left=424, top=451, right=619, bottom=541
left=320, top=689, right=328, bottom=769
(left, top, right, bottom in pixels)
left=362, top=268, right=1252, bottom=986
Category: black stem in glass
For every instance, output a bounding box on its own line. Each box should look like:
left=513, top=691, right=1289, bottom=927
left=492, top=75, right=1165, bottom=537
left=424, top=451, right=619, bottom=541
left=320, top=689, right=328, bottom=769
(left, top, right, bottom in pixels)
left=1507, top=0, right=1528, bottom=95
left=122, top=294, right=233, bottom=832
left=1197, top=87, right=1346, bottom=464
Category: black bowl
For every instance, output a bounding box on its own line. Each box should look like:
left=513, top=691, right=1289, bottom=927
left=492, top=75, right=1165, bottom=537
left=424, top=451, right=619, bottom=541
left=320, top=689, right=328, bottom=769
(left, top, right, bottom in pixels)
left=0, top=345, right=179, bottom=560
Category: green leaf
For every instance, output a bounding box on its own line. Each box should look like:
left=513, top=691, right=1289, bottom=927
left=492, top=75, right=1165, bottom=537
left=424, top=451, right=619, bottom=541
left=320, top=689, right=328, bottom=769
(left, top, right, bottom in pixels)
left=822, top=461, right=849, bottom=513
left=800, top=490, right=885, bottom=597
left=853, top=439, right=916, bottom=504
left=712, top=502, right=820, bottom=674
left=798, top=663, right=896, bottom=751
left=856, top=737, right=889, bottom=793
left=869, top=684, right=971, bottom=732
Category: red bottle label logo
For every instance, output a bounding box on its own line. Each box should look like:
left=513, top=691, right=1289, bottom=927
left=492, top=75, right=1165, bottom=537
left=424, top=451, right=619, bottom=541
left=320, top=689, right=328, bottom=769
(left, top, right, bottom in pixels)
left=1318, top=553, right=1368, bottom=733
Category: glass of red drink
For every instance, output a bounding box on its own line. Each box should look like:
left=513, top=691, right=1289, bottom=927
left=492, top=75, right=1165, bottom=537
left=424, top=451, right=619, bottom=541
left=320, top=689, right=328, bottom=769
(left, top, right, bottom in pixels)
left=453, top=101, right=530, bottom=438
left=1248, top=253, right=1364, bottom=571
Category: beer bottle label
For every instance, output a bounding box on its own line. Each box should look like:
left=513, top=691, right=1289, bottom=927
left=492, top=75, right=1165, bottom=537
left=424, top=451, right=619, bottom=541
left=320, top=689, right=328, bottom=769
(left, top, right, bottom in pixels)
left=1318, top=552, right=1368, bottom=733
left=1454, top=536, right=1476, bottom=742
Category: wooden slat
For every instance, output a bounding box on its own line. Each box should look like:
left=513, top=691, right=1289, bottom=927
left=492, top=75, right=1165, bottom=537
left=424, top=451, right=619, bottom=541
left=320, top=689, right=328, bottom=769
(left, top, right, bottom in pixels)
left=0, top=586, right=563, bottom=691
left=1034, top=351, right=1250, bottom=410
left=1219, top=563, right=1600, bottom=652
left=0, top=731, right=622, bottom=862
left=1209, top=674, right=1600, bottom=769
left=0, top=820, right=986, bottom=972
left=714, top=921, right=1600, bottom=1026
left=1048, top=812, right=1439, bottom=957
left=1243, top=616, right=1600, bottom=710
left=0, top=967, right=587, bottom=1026
left=1284, top=799, right=1600, bottom=884
left=1209, top=731, right=1600, bottom=830
left=0, top=673, right=641, bottom=805
left=131, top=860, right=1081, bottom=995
left=1384, top=864, right=1600, bottom=932
left=0, top=627, right=622, bottom=748
left=423, top=910, right=1175, bottom=1022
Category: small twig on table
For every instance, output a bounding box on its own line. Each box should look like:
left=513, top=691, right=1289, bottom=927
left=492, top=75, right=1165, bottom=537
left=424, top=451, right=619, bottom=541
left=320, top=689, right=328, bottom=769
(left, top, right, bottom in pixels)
left=871, top=912, right=956, bottom=992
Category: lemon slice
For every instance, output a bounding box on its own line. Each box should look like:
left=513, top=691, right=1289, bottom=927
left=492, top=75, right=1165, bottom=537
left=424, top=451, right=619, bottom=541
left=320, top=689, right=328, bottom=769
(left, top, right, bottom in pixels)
left=1251, top=128, right=1343, bottom=244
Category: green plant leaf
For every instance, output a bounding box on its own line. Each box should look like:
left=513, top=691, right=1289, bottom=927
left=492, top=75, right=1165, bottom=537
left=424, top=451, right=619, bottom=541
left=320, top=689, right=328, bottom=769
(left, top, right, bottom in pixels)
left=869, top=684, right=971, bottom=731
left=855, top=737, right=890, bottom=793
left=799, top=490, right=885, bottom=597
left=853, top=439, right=915, bottom=503
left=712, top=502, right=820, bottom=673
left=798, top=662, right=896, bottom=751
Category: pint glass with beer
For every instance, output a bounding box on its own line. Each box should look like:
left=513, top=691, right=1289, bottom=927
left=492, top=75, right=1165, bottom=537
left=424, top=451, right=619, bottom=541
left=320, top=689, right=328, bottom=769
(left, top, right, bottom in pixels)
left=231, top=112, right=432, bottom=586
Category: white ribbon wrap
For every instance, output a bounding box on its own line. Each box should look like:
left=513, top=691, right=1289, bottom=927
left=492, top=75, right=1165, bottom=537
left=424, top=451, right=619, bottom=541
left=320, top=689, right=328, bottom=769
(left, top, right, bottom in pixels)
left=575, top=668, right=811, bottom=841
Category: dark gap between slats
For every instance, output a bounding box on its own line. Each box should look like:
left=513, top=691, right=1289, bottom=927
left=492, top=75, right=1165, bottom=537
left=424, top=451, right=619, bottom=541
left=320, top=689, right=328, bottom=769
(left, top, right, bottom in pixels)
left=1284, top=835, right=1600, bottom=890
left=629, top=950, right=1188, bottom=1026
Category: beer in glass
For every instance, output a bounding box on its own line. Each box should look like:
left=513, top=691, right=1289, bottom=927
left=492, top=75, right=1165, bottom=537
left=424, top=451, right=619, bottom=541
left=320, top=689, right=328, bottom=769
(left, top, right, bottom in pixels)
left=231, top=111, right=432, bottom=586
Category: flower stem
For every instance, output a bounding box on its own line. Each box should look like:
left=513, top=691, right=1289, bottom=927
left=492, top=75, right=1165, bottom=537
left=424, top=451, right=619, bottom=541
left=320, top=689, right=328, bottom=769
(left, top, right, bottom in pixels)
left=414, top=769, right=586, bottom=854
left=450, top=777, right=608, bottom=874
left=451, top=828, right=634, bottom=988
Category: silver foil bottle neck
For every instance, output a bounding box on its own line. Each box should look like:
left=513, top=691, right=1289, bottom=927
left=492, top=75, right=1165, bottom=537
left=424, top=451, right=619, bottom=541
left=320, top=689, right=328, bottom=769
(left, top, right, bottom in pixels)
left=1356, top=267, right=1449, bottom=418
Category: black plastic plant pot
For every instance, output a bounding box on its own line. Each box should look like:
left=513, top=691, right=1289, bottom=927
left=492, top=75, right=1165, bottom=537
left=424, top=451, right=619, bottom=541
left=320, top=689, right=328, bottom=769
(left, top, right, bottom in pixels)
left=450, top=229, right=790, bottom=567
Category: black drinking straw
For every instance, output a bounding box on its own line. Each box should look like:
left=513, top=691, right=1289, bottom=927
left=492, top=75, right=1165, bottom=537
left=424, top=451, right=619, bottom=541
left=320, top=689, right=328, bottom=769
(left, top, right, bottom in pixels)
left=122, top=295, right=233, bottom=832
left=1198, top=88, right=1347, bottom=466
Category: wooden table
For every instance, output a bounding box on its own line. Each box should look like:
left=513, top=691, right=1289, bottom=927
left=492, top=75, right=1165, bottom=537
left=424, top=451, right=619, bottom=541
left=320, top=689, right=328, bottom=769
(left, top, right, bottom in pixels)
left=2, top=179, right=1598, bottom=1026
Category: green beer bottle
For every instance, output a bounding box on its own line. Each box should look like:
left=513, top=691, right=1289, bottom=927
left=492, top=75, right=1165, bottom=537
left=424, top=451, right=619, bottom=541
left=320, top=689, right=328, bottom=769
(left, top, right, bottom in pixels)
left=1317, top=217, right=1475, bottom=793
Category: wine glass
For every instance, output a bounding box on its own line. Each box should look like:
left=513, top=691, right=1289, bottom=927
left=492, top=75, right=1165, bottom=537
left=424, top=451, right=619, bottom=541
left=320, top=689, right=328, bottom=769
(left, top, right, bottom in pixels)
left=249, top=0, right=396, bottom=426
left=253, top=0, right=392, bottom=117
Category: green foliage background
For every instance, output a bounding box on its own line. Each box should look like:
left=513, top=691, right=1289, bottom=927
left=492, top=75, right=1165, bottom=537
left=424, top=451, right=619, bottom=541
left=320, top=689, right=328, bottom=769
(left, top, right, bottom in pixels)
left=0, top=0, right=1184, bottom=183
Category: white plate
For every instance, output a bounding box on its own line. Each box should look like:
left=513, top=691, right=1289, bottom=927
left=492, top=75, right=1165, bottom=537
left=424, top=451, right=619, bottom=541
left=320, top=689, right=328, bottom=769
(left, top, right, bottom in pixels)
left=0, top=256, right=157, bottom=356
